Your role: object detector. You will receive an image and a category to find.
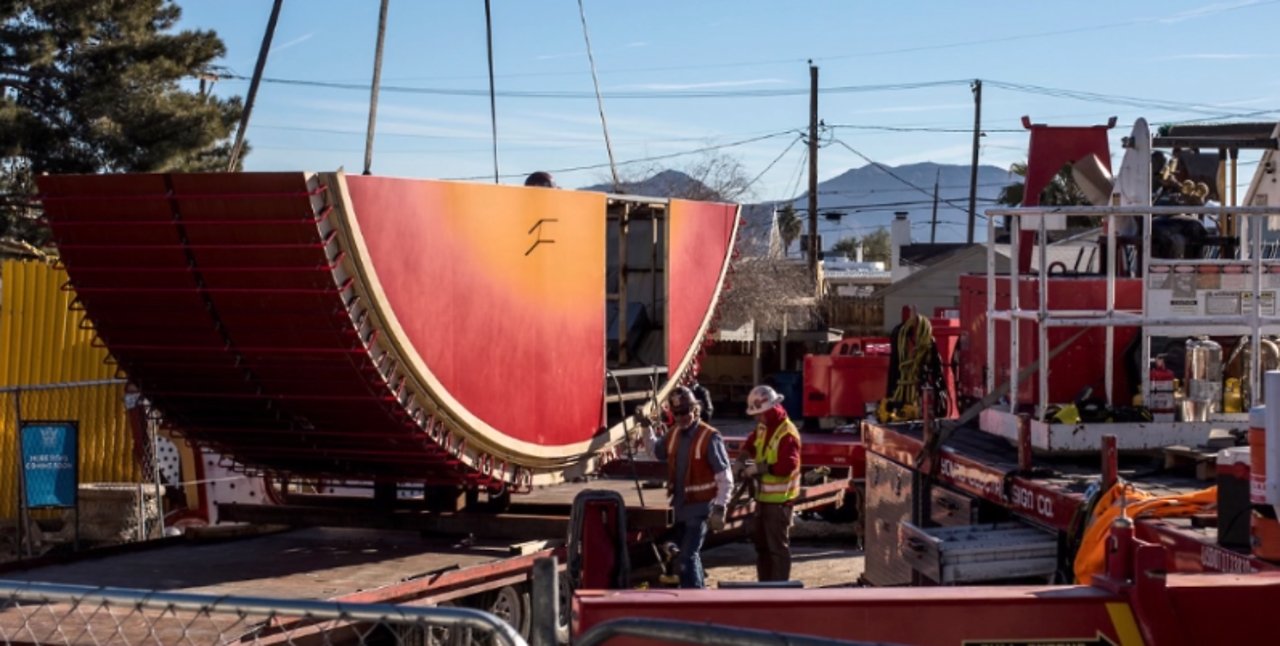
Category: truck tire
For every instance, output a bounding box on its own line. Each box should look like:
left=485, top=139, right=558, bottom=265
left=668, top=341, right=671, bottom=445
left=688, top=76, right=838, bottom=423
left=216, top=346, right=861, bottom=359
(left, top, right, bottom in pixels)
left=485, top=584, right=531, bottom=639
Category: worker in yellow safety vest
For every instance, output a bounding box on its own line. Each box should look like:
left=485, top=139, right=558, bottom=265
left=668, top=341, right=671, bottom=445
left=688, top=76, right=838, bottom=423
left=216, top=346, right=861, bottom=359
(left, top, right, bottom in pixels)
left=735, top=384, right=801, bottom=581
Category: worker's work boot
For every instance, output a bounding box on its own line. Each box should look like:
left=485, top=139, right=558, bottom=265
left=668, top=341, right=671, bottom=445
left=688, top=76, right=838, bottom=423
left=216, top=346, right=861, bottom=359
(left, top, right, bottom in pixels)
left=657, top=542, right=680, bottom=586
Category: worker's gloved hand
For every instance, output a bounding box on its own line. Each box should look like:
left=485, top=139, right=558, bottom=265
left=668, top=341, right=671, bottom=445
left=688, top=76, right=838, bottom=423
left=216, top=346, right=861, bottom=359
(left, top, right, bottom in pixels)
left=738, top=462, right=759, bottom=479
left=708, top=504, right=727, bottom=531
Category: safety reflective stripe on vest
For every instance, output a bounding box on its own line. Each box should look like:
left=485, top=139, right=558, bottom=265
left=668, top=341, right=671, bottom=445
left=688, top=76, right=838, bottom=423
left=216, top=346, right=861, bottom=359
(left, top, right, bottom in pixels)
left=752, top=419, right=801, bottom=503
left=666, top=422, right=719, bottom=503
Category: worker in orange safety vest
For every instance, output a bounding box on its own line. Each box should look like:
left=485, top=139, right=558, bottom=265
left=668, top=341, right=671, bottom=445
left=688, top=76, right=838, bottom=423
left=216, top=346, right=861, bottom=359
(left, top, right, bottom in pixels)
left=645, top=386, right=733, bottom=588
left=736, top=384, right=802, bottom=582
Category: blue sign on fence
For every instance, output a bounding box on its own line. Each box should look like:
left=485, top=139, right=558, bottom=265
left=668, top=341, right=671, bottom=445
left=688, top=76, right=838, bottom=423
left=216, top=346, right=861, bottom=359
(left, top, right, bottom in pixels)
left=19, top=421, right=78, bottom=509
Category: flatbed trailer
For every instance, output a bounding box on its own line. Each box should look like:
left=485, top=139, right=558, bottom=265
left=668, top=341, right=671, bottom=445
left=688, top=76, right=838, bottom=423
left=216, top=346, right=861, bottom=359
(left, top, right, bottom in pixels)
left=0, top=474, right=849, bottom=640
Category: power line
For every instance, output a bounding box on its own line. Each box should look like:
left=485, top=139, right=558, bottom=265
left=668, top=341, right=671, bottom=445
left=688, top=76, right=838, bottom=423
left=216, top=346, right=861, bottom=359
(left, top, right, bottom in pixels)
left=816, top=182, right=1010, bottom=196
left=217, top=71, right=1280, bottom=127
left=444, top=129, right=798, bottom=181
left=987, top=80, right=1264, bottom=118
left=219, top=74, right=969, bottom=100
left=828, top=137, right=988, bottom=216
left=828, top=123, right=1023, bottom=134
left=745, top=134, right=804, bottom=193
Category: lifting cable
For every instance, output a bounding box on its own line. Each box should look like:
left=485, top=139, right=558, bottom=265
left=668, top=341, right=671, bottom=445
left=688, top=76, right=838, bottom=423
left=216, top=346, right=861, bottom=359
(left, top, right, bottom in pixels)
left=363, top=0, right=391, bottom=176
left=483, top=0, right=500, bottom=183
left=576, top=0, right=620, bottom=190
left=227, top=0, right=284, bottom=171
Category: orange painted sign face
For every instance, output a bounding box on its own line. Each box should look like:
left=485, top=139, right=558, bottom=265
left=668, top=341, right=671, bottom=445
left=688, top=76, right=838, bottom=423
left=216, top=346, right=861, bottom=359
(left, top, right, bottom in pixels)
left=346, top=177, right=607, bottom=449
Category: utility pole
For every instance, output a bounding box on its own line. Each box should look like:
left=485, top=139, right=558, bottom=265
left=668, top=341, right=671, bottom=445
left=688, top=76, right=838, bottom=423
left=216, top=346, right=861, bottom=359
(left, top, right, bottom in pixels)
left=966, top=79, right=982, bottom=244
left=930, top=168, right=940, bottom=244
left=807, top=62, right=820, bottom=280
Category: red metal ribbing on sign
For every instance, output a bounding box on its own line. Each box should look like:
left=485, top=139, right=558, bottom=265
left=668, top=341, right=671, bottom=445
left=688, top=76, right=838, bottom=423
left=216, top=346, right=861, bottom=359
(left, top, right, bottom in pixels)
left=37, top=172, right=486, bottom=487
left=37, top=186, right=328, bottom=202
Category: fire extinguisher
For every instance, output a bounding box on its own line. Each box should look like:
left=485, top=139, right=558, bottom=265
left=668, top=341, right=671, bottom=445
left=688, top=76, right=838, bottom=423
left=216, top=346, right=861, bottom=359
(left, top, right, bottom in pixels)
left=1148, top=355, right=1176, bottom=422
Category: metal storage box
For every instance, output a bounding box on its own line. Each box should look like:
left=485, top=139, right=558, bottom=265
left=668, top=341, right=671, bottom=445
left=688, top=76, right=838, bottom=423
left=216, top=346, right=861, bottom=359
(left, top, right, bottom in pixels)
left=899, top=521, right=1057, bottom=584
left=864, top=451, right=915, bottom=586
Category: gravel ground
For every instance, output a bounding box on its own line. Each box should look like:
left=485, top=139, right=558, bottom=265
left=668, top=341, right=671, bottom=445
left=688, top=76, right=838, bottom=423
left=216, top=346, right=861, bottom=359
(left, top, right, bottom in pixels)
left=702, top=517, right=864, bottom=588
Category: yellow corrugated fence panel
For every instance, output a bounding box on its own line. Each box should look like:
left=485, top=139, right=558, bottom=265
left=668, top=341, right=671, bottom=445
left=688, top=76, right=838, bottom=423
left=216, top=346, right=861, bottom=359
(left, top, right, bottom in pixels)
left=0, top=260, right=140, bottom=521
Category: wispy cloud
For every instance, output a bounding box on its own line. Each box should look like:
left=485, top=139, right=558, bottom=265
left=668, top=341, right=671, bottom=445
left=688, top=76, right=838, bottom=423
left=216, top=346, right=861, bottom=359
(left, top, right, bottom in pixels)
left=1160, top=0, right=1261, bottom=23
left=273, top=33, right=314, bottom=53
left=618, top=78, right=785, bottom=91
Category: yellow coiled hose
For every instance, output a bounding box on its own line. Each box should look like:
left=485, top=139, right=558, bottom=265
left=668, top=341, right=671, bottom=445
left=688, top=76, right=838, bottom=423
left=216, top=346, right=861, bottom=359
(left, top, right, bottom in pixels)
left=878, top=313, right=935, bottom=422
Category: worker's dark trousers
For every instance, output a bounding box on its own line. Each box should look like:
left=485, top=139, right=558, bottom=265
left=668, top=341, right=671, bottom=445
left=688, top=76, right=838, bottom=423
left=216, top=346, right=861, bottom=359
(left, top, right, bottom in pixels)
left=751, top=502, right=794, bottom=581
left=674, top=517, right=709, bottom=589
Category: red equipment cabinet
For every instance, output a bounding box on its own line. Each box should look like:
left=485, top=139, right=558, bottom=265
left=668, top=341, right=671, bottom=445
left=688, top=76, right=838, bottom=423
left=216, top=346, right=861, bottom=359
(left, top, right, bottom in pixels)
left=958, top=274, right=1143, bottom=407
left=802, top=337, right=890, bottom=420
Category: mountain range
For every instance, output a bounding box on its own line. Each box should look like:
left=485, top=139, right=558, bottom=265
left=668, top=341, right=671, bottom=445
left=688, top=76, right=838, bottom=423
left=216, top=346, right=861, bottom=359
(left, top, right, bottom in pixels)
left=582, top=162, right=1016, bottom=254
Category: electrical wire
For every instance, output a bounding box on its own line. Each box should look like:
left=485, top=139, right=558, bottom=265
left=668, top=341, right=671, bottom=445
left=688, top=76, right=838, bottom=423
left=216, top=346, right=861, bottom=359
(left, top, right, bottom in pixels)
left=744, top=134, right=804, bottom=193
left=445, top=129, right=798, bottom=181
left=828, top=123, right=1023, bottom=134
left=219, top=74, right=971, bottom=100
left=829, top=137, right=985, bottom=216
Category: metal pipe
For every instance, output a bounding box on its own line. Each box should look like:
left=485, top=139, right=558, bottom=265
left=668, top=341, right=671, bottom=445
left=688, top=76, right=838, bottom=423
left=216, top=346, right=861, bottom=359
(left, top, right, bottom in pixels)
left=1252, top=216, right=1264, bottom=404
left=1010, top=215, right=1020, bottom=413
left=575, top=617, right=900, bottom=646
left=1106, top=213, right=1117, bottom=408
left=0, top=379, right=126, bottom=393
left=12, top=390, right=29, bottom=559
left=986, top=210, right=996, bottom=395
left=1017, top=413, right=1032, bottom=471
left=1139, top=210, right=1151, bottom=420
left=1038, top=213, right=1049, bottom=418
left=0, top=580, right=526, bottom=646
left=1101, top=434, right=1118, bottom=492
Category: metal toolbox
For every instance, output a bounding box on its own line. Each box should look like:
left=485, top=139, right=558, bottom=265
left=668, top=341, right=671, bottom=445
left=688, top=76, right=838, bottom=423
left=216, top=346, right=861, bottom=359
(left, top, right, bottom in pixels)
left=929, top=486, right=977, bottom=527
left=864, top=451, right=915, bottom=586
left=899, top=521, right=1058, bottom=584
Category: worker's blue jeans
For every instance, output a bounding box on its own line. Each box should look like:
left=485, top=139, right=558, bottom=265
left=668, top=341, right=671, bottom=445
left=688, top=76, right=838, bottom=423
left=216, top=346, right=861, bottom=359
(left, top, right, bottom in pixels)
left=675, top=517, right=709, bottom=588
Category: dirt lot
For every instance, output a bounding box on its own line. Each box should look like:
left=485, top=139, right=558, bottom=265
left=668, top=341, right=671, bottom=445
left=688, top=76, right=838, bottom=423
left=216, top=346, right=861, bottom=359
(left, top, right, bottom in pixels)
left=633, top=516, right=864, bottom=589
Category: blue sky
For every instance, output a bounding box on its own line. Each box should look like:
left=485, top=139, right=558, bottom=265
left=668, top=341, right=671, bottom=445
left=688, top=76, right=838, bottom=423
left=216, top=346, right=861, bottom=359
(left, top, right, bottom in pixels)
left=177, top=0, right=1280, bottom=202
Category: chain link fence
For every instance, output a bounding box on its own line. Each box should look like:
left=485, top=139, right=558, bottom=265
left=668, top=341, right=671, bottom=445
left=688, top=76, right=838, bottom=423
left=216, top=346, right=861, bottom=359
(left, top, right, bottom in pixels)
left=0, top=580, right=526, bottom=646
left=1, top=380, right=162, bottom=562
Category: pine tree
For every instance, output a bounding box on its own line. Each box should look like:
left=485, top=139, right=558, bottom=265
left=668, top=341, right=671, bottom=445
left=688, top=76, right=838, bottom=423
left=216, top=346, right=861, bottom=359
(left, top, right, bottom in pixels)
left=0, top=0, right=243, bottom=246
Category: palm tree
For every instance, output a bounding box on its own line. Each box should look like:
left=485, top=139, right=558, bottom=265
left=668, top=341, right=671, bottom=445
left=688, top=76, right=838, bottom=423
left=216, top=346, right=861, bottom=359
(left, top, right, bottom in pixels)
left=997, top=161, right=1090, bottom=207
left=997, top=161, right=1095, bottom=232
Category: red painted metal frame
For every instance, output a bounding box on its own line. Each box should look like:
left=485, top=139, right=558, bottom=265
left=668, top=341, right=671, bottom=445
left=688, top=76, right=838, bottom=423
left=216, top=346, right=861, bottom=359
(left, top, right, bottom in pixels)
left=576, top=529, right=1280, bottom=646
left=576, top=586, right=1135, bottom=646
left=1135, top=518, right=1275, bottom=574
left=867, top=422, right=1082, bottom=531
left=959, top=274, right=1143, bottom=405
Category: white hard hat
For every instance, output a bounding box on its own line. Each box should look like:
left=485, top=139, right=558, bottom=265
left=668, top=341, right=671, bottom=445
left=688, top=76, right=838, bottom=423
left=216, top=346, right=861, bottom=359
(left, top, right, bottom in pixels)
left=745, top=385, right=785, bottom=415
